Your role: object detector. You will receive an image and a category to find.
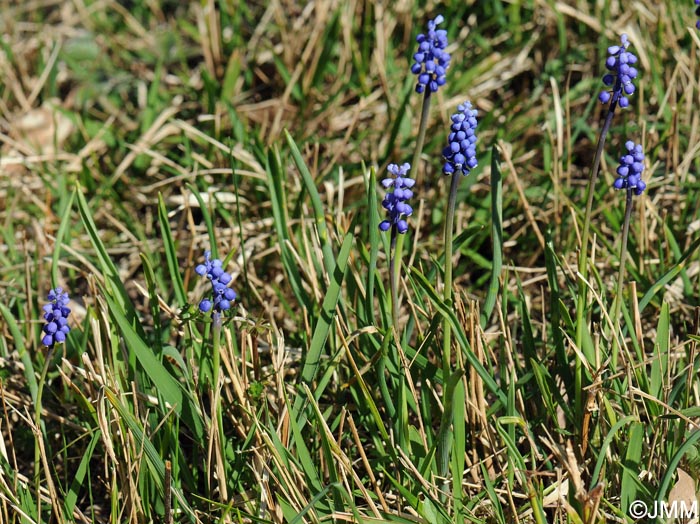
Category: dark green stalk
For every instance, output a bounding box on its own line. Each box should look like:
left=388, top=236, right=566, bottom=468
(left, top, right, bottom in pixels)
left=389, top=228, right=400, bottom=330
left=611, top=187, right=634, bottom=369
left=34, top=346, right=55, bottom=524
left=411, top=90, right=432, bottom=184
left=437, top=170, right=461, bottom=494
left=389, top=227, right=408, bottom=449
left=390, top=89, right=431, bottom=332
left=574, top=99, right=618, bottom=427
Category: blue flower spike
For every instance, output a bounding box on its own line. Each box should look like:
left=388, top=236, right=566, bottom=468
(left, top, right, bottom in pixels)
left=42, top=287, right=71, bottom=348
left=411, top=15, right=450, bottom=94
left=196, top=251, right=237, bottom=314
left=696, top=0, right=700, bottom=29
left=379, top=163, right=415, bottom=234
left=613, top=141, right=646, bottom=195
left=598, top=34, right=639, bottom=108
left=443, top=101, right=478, bottom=176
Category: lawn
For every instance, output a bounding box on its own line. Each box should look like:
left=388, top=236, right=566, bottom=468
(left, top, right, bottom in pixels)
left=1, top=1, right=699, bottom=523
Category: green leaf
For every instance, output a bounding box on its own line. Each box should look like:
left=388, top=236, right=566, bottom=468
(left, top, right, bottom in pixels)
left=104, top=388, right=197, bottom=522
left=285, top=129, right=336, bottom=278
left=300, top=232, right=352, bottom=387
left=157, top=194, right=187, bottom=306
left=102, top=291, right=204, bottom=441
left=483, top=143, right=502, bottom=326
left=64, top=429, right=101, bottom=515
left=411, top=267, right=507, bottom=407
left=620, top=422, right=644, bottom=512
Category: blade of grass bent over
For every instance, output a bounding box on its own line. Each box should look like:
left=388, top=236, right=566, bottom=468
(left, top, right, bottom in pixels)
left=293, top=232, right=353, bottom=416
left=102, top=290, right=204, bottom=441
left=285, top=129, right=336, bottom=278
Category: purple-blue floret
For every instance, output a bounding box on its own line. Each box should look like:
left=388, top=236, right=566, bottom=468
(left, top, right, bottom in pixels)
left=613, top=141, right=646, bottom=195
left=410, top=15, right=450, bottom=94
left=379, top=163, right=415, bottom=234
left=598, top=34, right=639, bottom=109
left=42, top=287, right=71, bottom=348
left=196, top=251, right=237, bottom=313
left=442, top=101, right=478, bottom=176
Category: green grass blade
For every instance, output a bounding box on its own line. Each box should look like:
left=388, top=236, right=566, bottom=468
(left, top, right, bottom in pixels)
left=298, top=232, right=353, bottom=389
left=104, top=388, right=197, bottom=522
left=639, top=235, right=700, bottom=312
left=75, top=187, right=139, bottom=325
left=620, top=422, right=644, bottom=513
left=51, top=189, right=76, bottom=287
left=266, top=145, right=310, bottom=307
left=650, top=302, right=670, bottom=403
left=0, top=304, right=37, bottom=402
left=64, top=429, right=101, bottom=515
left=589, top=415, right=636, bottom=488
left=285, top=129, right=336, bottom=277
left=157, top=194, right=187, bottom=306
left=366, top=166, right=380, bottom=318
left=411, top=267, right=507, bottom=407
left=656, top=430, right=700, bottom=503
left=102, top=290, right=204, bottom=440
left=450, top=377, right=466, bottom=517
left=482, top=143, right=502, bottom=326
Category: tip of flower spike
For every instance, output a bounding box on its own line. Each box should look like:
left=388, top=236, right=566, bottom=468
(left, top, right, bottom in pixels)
left=443, top=101, right=478, bottom=176
left=412, top=15, right=450, bottom=94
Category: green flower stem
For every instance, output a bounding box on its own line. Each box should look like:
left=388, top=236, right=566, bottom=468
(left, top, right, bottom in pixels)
left=207, top=313, right=224, bottom=495
left=389, top=227, right=408, bottom=448
left=34, top=345, right=55, bottom=523
left=611, top=187, right=634, bottom=369
left=437, top=170, right=461, bottom=493
left=389, top=228, right=402, bottom=330
left=411, top=90, right=432, bottom=184
left=575, top=100, right=617, bottom=429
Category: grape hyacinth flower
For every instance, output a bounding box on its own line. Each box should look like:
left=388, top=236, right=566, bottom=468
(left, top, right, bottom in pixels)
left=379, top=163, right=415, bottom=234
left=598, top=34, right=639, bottom=108
left=696, top=0, right=700, bottom=29
left=42, top=287, right=71, bottom=348
left=411, top=15, right=450, bottom=94
left=442, top=101, right=478, bottom=176
left=613, top=141, right=646, bottom=195
left=196, top=251, right=237, bottom=314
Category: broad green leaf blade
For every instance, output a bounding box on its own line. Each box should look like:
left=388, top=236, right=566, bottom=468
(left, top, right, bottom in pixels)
left=620, top=422, right=644, bottom=512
